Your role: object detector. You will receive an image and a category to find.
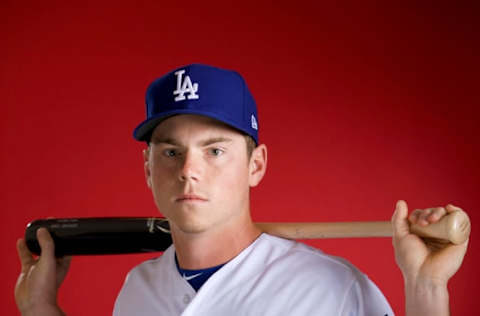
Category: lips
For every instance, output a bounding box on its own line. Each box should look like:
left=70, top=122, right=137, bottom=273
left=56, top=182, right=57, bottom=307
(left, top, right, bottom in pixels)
left=175, top=194, right=208, bottom=202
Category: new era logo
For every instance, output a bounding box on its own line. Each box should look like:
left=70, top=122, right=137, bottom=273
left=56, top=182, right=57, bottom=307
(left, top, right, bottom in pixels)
left=173, top=69, right=199, bottom=101
left=251, top=115, right=258, bottom=130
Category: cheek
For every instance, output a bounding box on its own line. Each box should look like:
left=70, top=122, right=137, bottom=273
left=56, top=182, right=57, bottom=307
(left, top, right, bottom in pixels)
left=212, top=161, right=250, bottom=200
left=150, top=165, right=176, bottom=199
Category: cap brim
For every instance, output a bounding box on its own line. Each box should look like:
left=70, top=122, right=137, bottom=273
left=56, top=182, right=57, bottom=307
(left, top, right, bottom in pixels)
left=133, top=109, right=257, bottom=143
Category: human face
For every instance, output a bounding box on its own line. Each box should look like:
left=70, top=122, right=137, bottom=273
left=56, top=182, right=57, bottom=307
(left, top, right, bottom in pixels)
left=144, top=115, right=254, bottom=234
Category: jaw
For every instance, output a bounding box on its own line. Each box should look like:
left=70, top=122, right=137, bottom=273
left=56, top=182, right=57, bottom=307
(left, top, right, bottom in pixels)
left=170, top=208, right=261, bottom=270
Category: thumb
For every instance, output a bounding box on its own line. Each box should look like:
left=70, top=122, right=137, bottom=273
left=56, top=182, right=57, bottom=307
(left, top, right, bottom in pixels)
left=37, top=228, right=56, bottom=263
left=392, top=200, right=410, bottom=239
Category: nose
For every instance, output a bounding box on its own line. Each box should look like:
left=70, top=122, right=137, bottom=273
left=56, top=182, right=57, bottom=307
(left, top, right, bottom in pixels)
left=178, top=150, right=201, bottom=182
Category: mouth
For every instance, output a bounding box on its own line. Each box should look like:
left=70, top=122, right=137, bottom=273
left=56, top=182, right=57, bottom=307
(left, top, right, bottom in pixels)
left=175, top=194, right=208, bottom=203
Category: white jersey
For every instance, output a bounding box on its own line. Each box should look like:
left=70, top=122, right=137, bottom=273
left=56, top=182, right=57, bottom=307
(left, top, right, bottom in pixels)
left=114, top=234, right=394, bottom=316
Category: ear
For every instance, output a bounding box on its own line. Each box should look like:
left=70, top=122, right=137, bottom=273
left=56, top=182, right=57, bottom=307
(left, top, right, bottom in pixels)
left=249, top=144, right=267, bottom=187
left=143, top=147, right=152, bottom=188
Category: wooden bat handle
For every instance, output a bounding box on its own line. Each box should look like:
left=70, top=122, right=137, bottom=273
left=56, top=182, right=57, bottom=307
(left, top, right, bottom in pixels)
left=256, top=210, right=470, bottom=244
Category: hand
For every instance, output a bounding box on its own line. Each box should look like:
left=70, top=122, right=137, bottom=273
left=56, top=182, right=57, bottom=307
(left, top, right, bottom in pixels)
left=15, top=228, right=71, bottom=316
left=392, top=200, right=468, bottom=285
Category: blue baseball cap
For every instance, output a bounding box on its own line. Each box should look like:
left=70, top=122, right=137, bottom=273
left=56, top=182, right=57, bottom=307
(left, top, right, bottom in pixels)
left=133, top=64, right=259, bottom=144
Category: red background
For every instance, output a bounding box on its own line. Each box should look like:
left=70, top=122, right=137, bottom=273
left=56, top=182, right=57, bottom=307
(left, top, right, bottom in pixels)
left=2, top=1, right=479, bottom=315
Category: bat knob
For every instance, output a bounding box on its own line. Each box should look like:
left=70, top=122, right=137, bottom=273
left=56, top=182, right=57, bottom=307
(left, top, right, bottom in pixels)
left=410, top=210, right=471, bottom=245
left=447, top=210, right=471, bottom=244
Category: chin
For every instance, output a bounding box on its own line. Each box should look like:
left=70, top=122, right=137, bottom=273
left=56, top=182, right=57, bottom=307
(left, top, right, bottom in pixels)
left=173, top=220, right=213, bottom=235
left=168, top=210, right=211, bottom=234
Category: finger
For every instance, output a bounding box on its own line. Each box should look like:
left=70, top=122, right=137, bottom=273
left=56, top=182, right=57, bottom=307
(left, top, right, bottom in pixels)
left=16, top=238, right=35, bottom=272
left=446, top=204, right=463, bottom=213
left=57, top=256, right=72, bottom=270
left=416, top=208, right=435, bottom=226
left=426, top=207, right=446, bottom=222
left=37, top=228, right=56, bottom=262
left=408, top=209, right=422, bottom=223
left=56, top=256, right=72, bottom=288
left=392, top=200, right=410, bottom=239
left=409, top=208, right=434, bottom=225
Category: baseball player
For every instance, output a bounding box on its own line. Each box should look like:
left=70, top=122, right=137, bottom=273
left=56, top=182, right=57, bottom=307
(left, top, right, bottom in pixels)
left=15, top=64, right=468, bottom=315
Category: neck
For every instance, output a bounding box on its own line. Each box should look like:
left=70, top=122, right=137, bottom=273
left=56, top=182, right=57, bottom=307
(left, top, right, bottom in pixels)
left=171, top=213, right=261, bottom=270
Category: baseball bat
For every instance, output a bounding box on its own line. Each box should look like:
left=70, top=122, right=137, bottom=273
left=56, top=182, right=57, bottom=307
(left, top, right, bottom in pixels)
left=25, top=210, right=470, bottom=256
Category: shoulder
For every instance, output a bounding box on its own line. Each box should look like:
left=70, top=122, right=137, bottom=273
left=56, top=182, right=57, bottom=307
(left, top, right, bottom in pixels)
left=258, top=234, right=385, bottom=295
left=114, top=245, right=193, bottom=316
left=123, top=245, right=174, bottom=284
left=259, top=234, right=363, bottom=281
left=115, top=245, right=177, bottom=304
left=220, top=234, right=393, bottom=314
left=248, top=234, right=393, bottom=314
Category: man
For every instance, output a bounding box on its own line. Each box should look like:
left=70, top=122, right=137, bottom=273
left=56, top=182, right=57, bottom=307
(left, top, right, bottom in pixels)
left=15, top=64, right=468, bottom=315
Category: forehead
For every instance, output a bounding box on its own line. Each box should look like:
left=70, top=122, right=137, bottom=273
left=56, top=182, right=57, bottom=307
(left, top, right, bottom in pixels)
left=151, top=114, right=244, bottom=141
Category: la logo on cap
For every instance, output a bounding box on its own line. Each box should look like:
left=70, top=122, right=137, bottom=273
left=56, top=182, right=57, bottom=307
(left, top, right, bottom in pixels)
left=173, top=69, right=199, bottom=101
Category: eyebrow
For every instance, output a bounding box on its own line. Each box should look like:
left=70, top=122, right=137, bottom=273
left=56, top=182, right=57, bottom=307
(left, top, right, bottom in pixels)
left=151, top=137, right=181, bottom=145
left=151, top=137, right=233, bottom=146
left=200, top=137, right=233, bottom=146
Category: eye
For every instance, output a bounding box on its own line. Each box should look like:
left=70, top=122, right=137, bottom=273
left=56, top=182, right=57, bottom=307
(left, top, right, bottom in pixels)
left=163, top=149, right=178, bottom=157
left=209, top=148, right=224, bottom=156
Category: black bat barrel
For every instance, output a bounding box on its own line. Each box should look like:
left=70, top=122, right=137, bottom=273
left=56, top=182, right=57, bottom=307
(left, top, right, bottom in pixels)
left=25, top=217, right=173, bottom=257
